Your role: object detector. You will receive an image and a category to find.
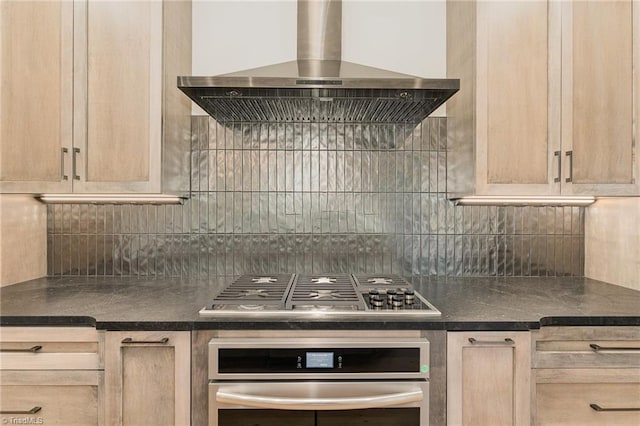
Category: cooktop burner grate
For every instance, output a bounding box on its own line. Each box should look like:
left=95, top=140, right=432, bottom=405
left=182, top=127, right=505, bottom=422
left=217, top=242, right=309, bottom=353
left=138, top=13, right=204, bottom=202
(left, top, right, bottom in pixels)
left=210, top=274, right=295, bottom=308
left=286, top=274, right=365, bottom=310
left=353, top=274, right=405, bottom=288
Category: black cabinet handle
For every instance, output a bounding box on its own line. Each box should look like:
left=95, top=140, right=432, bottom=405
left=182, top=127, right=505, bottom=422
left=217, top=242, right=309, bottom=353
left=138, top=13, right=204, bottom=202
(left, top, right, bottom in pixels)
left=121, top=337, right=169, bottom=345
left=590, top=403, right=640, bottom=412
left=468, top=338, right=515, bottom=345
left=0, top=406, right=41, bottom=415
left=0, top=345, right=42, bottom=353
left=590, top=343, right=640, bottom=352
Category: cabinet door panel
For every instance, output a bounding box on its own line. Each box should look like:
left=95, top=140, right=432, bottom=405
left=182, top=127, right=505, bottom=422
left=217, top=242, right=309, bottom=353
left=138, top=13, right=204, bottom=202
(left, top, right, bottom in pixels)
left=562, top=0, right=639, bottom=195
left=571, top=1, right=633, bottom=185
left=0, top=0, right=72, bottom=193
left=462, top=346, right=514, bottom=425
left=74, top=0, right=162, bottom=192
left=122, top=346, right=175, bottom=425
left=87, top=1, right=150, bottom=183
left=483, top=1, right=549, bottom=186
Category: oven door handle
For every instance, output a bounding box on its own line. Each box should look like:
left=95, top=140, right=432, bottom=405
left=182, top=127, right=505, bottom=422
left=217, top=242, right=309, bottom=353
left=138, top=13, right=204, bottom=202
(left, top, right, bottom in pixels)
left=216, top=388, right=424, bottom=410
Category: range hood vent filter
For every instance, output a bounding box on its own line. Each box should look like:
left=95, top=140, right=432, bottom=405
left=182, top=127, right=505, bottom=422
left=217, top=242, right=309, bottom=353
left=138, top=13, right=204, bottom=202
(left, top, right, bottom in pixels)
left=189, top=89, right=456, bottom=123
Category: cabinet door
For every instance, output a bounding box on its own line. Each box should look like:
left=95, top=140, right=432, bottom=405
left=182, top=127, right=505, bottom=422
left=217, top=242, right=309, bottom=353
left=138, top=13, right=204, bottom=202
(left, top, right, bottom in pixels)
left=448, top=0, right=560, bottom=197
left=0, top=0, right=73, bottom=193
left=447, top=332, right=531, bottom=426
left=73, top=0, right=162, bottom=193
left=476, top=0, right=559, bottom=196
left=561, top=0, right=640, bottom=195
left=104, top=331, right=190, bottom=426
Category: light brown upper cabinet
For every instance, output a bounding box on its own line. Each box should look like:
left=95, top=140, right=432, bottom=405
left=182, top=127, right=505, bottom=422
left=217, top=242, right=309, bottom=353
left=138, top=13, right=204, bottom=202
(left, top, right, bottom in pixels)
left=561, top=1, right=638, bottom=195
left=447, top=0, right=640, bottom=197
left=0, top=0, right=192, bottom=195
left=0, top=1, right=74, bottom=193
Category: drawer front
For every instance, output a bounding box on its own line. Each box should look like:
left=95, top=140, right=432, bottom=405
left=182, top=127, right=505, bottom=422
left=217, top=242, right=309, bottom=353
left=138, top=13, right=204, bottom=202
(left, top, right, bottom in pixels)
left=0, top=384, right=98, bottom=426
left=533, top=327, right=640, bottom=369
left=536, top=382, right=640, bottom=426
left=0, top=327, right=100, bottom=370
left=0, top=385, right=98, bottom=426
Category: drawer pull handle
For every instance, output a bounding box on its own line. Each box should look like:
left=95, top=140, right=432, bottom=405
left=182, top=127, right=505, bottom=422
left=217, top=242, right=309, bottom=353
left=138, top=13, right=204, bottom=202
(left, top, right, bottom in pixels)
left=0, top=345, right=42, bottom=353
left=590, top=403, right=640, bottom=412
left=589, top=344, right=640, bottom=352
left=468, top=338, right=515, bottom=345
left=121, top=337, right=169, bottom=345
left=0, top=406, right=42, bottom=415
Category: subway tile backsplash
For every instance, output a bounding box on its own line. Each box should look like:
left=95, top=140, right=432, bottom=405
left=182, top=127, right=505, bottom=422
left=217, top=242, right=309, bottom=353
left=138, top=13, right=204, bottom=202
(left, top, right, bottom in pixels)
left=47, top=117, right=584, bottom=280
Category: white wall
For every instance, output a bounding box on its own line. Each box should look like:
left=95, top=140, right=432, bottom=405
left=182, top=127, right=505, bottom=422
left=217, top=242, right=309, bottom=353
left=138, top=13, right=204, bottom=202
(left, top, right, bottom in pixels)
left=192, top=0, right=447, bottom=115
left=192, top=1, right=297, bottom=76
left=342, top=1, right=445, bottom=79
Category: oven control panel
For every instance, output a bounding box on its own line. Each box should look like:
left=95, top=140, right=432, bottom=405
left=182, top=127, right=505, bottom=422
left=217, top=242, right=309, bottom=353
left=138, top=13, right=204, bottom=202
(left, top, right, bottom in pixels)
left=217, top=346, right=419, bottom=373
left=209, top=337, right=430, bottom=380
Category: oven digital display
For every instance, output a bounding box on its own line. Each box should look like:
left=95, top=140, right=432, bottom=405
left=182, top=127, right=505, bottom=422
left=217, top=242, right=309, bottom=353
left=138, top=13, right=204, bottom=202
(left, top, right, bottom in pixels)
left=306, top=352, right=334, bottom=368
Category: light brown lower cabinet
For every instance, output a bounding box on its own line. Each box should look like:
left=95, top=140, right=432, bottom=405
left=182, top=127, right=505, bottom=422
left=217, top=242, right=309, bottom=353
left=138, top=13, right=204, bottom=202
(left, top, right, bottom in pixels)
left=536, top=369, right=640, bottom=426
left=0, top=371, right=101, bottom=425
left=104, top=331, right=190, bottom=426
left=0, top=327, right=102, bottom=425
left=447, top=331, right=531, bottom=426
left=533, top=326, right=640, bottom=426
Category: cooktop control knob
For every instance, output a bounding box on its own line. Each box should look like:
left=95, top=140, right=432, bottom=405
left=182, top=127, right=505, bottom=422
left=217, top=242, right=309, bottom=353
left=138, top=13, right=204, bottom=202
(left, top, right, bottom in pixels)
left=370, top=295, right=384, bottom=308
left=405, top=289, right=415, bottom=304
left=392, top=295, right=404, bottom=308
left=386, top=289, right=397, bottom=304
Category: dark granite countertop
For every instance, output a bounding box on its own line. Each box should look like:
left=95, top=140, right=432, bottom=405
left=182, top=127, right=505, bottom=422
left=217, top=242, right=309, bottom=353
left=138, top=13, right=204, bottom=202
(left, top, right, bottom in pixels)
left=0, top=276, right=638, bottom=331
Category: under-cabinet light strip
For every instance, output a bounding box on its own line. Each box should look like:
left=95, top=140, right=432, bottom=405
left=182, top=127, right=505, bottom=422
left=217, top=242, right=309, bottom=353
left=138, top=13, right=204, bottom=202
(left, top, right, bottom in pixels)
left=36, top=194, right=186, bottom=205
left=452, top=196, right=596, bottom=207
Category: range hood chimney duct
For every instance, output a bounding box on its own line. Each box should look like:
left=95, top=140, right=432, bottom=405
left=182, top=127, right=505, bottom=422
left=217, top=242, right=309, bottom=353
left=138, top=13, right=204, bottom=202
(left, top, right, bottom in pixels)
left=297, top=0, right=342, bottom=77
left=178, top=0, right=459, bottom=123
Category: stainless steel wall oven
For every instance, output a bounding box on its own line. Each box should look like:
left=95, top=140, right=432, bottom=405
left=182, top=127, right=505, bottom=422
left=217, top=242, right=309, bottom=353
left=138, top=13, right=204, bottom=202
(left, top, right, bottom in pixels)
left=208, top=337, right=431, bottom=426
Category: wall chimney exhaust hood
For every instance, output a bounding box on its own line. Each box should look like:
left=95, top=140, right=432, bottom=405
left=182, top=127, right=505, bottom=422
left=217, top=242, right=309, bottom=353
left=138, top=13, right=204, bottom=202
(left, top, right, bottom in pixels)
left=178, top=0, right=459, bottom=123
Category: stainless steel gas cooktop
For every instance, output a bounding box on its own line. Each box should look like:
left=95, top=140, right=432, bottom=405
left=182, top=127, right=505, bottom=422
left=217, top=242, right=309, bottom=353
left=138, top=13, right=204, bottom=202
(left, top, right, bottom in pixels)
left=199, top=274, right=441, bottom=319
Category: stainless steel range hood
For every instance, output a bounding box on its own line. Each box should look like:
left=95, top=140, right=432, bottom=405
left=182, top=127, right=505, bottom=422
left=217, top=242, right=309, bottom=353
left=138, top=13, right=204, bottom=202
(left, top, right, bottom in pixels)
left=178, top=0, right=459, bottom=123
